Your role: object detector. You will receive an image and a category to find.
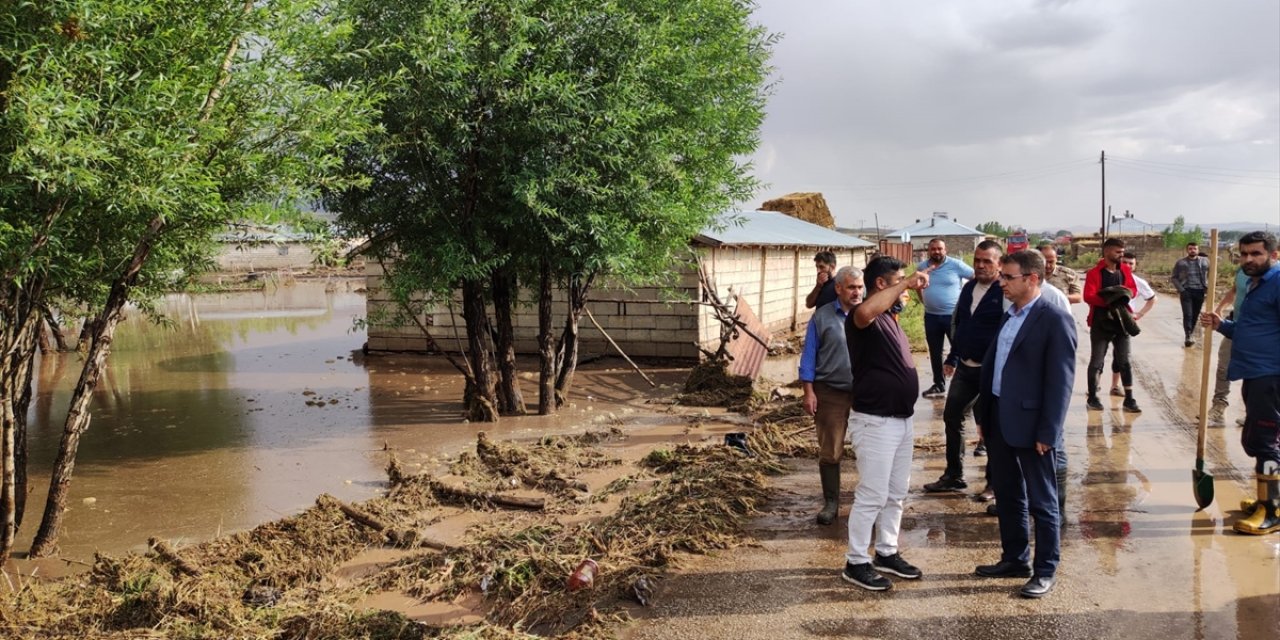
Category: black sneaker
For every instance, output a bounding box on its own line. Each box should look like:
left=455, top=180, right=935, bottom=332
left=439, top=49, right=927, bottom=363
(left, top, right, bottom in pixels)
left=1085, top=396, right=1103, bottom=411
left=973, top=443, right=987, bottom=457
left=923, top=476, right=968, bottom=492
left=873, top=552, right=922, bottom=579
left=1122, top=398, right=1141, bottom=413
left=922, top=383, right=946, bottom=398
left=842, top=562, right=892, bottom=591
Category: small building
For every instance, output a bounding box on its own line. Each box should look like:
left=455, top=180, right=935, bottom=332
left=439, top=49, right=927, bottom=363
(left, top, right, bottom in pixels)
left=363, top=210, right=875, bottom=359
left=884, top=212, right=986, bottom=256
left=213, top=224, right=320, bottom=272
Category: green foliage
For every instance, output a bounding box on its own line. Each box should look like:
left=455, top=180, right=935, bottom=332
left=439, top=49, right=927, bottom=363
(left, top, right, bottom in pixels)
left=325, top=0, right=775, bottom=305
left=976, top=221, right=1013, bottom=237
left=1, top=0, right=378, bottom=311
left=1160, top=215, right=1205, bottom=249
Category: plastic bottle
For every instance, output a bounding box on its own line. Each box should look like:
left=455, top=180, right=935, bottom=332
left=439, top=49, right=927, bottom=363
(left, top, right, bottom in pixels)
left=566, top=558, right=598, bottom=592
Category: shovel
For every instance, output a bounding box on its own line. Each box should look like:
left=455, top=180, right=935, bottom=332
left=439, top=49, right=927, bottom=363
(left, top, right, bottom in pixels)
left=1192, top=229, right=1219, bottom=510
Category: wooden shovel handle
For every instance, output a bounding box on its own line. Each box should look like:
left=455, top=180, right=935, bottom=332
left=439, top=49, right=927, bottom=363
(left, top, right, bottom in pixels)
left=1196, top=229, right=1219, bottom=459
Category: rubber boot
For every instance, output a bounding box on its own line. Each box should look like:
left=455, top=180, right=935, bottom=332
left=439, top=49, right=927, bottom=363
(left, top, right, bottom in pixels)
left=1086, top=368, right=1103, bottom=410
left=816, top=463, right=841, bottom=525
left=1233, top=463, right=1280, bottom=535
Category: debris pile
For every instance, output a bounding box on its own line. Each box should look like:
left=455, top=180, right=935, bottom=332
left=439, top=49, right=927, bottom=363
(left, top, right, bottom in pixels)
left=678, top=359, right=755, bottom=409
left=2, top=417, right=817, bottom=639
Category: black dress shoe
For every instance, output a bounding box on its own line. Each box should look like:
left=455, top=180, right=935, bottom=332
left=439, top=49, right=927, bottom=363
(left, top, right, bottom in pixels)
left=975, top=560, right=1032, bottom=578
left=1020, top=575, right=1055, bottom=598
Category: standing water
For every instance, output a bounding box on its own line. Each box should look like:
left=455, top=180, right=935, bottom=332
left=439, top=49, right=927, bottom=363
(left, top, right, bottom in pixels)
left=18, top=278, right=683, bottom=563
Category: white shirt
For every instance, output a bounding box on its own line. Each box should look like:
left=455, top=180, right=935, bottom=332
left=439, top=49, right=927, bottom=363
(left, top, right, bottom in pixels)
left=1040, top=282, right=1071, bottom=312
left=1128, top=276, right=1156, bottom=313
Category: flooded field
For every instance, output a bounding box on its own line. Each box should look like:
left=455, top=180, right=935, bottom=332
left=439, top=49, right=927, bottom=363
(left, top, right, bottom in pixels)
left=16, top=279, right=687, bottom=562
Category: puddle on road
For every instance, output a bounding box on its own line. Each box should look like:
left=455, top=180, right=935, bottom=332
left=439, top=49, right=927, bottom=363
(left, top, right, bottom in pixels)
left=14, top=280, right=688, bottom=563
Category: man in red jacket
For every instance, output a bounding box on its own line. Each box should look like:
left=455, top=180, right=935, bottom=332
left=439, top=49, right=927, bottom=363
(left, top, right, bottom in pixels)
left=1082, top=238, right=1139, bottom=412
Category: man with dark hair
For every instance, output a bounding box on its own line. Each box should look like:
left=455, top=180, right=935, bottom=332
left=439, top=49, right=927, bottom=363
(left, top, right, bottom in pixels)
left=1173, top=241, right=1210, bottom=347
left=799, top=266, right=864, bottom=525
left=974, top=249, right=1077, bottom=598
left=1201, top=231, right=1280, bottom=535
left=839, top=256, right=930, bottom=591
left=805, top=251, right=839, bottom=309
left=1083, top=237, right=1139, bottom=412
left=1110, top=251, right=1157, bottom=396
left=1038, top=242, right=1082, bottom=304
left=917, top=238, right=974, bottom=398
left=924, top=240, right=1004, bottom=493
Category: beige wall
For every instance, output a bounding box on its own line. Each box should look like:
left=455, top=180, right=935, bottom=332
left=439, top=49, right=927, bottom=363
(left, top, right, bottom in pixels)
left=365, top=245, right=870, bottom=359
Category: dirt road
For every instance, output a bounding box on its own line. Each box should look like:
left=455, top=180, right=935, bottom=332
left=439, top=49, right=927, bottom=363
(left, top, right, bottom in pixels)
left=625, top=295, right=1279, bottom=640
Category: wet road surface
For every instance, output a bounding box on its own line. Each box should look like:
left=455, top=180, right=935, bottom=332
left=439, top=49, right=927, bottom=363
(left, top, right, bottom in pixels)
left=625, top=297, right=1279, bottom=640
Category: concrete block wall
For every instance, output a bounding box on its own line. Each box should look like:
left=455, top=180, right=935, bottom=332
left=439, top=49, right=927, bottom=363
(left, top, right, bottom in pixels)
left=365, top=245, right=870, bottom=359
left=364, top=263, right=702, bottom=358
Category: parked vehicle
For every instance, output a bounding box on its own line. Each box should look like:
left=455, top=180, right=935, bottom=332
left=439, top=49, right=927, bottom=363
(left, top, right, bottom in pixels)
left=1006, top=228, right=1029, bottom=253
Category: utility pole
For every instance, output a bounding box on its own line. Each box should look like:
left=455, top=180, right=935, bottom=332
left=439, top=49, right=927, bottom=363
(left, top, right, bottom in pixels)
left=1100, top=151, right=1107, bottom=239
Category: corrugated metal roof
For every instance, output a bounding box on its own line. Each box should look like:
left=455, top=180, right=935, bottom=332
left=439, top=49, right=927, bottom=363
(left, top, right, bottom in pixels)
left=885, top=217, right=985, bottom=239
left=695, top=210, right=875, bottom=248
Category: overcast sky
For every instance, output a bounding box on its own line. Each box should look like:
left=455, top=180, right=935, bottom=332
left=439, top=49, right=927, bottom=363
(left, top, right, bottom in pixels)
left=743, top=0, right=1280, bottom=233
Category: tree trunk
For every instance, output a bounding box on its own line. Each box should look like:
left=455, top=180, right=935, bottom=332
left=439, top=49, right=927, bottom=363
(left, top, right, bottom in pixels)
left=490, top=268, right=526, bottom=416
left=0, top=279, right=44, bottom=562
left=29, top=289, right=131, bottom=557
left=553, top=271, right=595, bottom=407
left=460, top=278, right=498, bottom=423
left=537, top=259, right=556, bottom=415
left=40, top=303, right=69, bottom=351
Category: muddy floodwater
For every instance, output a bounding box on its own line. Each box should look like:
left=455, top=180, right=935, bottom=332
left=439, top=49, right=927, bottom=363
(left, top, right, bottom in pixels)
left=16, top=279, right=684, bottom=562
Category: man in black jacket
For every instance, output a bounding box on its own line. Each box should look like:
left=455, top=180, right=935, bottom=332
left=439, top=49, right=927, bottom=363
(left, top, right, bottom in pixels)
left=925, top=240, right=1005, bottom=493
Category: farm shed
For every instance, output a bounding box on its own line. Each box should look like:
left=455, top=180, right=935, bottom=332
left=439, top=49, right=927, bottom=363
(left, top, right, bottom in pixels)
left=363, top=210, right=875, bottom=359
left=884, top=212, right=987, bottom=255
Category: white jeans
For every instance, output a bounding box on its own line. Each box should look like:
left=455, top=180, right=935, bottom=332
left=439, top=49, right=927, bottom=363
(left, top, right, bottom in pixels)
left=845, top=412, right=914, bottom=565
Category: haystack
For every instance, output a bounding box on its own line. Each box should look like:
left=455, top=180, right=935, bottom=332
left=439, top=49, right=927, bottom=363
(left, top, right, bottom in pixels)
left=759, top=192, right=835, bottom=229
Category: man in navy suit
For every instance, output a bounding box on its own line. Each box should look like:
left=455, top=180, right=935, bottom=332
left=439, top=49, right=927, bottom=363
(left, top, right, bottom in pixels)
left=974, top=250, right=1077, bottom=598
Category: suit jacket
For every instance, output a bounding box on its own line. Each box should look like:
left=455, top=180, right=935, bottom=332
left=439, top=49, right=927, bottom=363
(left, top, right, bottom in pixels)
left=976, top=297, right=1078, bottom=449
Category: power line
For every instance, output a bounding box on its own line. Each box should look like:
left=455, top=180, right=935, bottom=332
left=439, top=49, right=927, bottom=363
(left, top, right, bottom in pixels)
left=1107, top=160, right=1280, bottom=189
left=1107, top=154, right=1280, bottom=176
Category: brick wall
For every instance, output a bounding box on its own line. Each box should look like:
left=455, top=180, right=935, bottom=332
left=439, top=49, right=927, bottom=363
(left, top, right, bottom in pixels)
left=213, top=242, right=317, bottom=272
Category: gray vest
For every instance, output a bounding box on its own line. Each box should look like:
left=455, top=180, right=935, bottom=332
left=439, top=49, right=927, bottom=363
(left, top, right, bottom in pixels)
left=810, top=302, right=853, bottom=391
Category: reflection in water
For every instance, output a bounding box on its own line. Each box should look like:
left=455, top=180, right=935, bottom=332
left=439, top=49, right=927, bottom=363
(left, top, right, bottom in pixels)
left=22, top=282, right=375, bottom=560
left=1080, top=407, right=1146, bottom=575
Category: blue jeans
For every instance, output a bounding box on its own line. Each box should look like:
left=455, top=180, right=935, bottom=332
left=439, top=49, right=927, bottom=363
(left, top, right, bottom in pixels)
left=924, top=313, right=953, bottom=387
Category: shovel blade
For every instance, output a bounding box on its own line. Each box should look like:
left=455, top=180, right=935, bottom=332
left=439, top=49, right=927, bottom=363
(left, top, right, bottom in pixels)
left=1192, top=461, right=1215, bottom=509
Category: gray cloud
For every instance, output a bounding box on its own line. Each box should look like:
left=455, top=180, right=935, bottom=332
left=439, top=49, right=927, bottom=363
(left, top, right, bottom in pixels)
left=745, top=0, right=1280, bottom=231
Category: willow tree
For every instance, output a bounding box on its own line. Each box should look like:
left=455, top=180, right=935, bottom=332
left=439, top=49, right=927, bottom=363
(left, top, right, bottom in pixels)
left=0, top=0, right=377, bottom=560
left=327, top=0, right=774, bottom=417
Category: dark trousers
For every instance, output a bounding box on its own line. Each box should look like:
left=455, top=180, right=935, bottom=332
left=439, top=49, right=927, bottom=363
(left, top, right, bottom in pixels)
left=1241, top=376, right=1280, bottom=472
left=1179, top=289, right=1206, bottom=338
left=986, top=399, right=1061, bottom=578
left=1088, top=327, right=1130, bottom=388
left=924, top=313, right=953, bottom=386
left=942, top=362, right=982, bottom=478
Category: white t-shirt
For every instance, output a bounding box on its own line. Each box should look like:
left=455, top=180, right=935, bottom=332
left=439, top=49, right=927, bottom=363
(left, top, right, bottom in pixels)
left=1128, top=275, right=1156, bottom=313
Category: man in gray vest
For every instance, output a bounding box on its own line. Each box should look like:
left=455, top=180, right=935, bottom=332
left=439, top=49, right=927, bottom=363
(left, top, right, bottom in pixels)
left=800, top=265, right=865, bottom=524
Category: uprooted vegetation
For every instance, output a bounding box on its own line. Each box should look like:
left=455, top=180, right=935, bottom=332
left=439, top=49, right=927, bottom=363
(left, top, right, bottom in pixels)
left=1, top=411, right=816, bottom=639
left=676, top=359, right=757, bottom=409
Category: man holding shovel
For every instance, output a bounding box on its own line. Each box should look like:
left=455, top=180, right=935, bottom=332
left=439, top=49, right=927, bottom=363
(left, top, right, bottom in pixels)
left=1201, top=231, right=1280, bottom=535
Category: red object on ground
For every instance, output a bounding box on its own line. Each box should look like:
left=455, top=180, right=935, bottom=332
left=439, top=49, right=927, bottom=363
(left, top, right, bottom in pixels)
left=567, top=559, right=598, bottom=592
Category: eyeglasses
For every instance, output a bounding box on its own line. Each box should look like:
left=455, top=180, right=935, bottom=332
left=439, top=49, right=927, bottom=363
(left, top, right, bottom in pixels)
left=998, top=273, right=1030, bottom=282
